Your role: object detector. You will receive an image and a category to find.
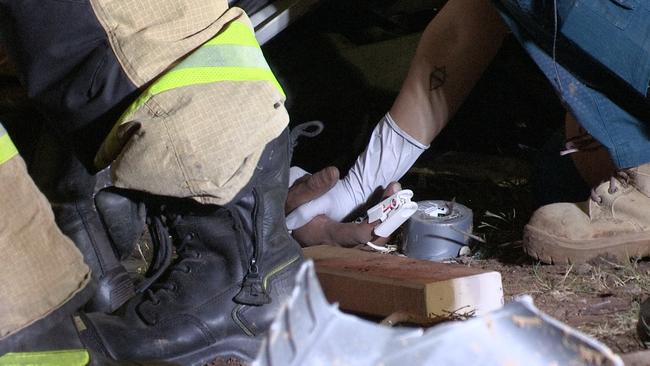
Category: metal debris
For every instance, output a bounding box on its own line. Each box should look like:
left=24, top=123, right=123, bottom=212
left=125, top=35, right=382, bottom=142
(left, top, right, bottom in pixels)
left=254, top=262, right=623, bottom=366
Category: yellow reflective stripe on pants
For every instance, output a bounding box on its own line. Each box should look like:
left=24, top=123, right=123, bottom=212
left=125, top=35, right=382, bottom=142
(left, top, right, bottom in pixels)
left=150, top=66, right=282, bottom=98
left=117, top=19, right=283, bottom=123
left=174, top=44, right=270, bottom=70
left=0, top=128, right=18, bottom=166
left=119, top=58, right=283, bottom=124
left=0, top=349, right=89, bottom=366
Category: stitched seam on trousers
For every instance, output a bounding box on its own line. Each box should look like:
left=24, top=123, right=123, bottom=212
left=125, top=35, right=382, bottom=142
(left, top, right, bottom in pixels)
left=88, top=0, right=143, bottom=87
left=587, top=89, right=625, bottom=168
left=158, top=102, right=197, bottom=198
left=87, top=48, right=109, bottom=98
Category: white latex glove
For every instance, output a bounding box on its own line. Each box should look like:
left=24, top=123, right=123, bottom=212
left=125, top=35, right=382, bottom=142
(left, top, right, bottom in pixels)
left=286, top=112, right=428, bottom=230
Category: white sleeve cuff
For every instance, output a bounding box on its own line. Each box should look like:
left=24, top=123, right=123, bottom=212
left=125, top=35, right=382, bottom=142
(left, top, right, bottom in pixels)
left=385, top=112, right=430, bottom=150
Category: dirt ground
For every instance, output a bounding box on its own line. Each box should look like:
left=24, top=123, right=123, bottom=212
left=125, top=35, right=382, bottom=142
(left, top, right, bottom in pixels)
left=478, top=256, right=650, bottom=354
left=394, top=160, right=650, bottom=355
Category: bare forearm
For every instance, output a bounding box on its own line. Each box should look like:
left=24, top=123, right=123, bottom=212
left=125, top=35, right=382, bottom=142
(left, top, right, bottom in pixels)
left=286, top=0, right=509, bottom=230
left=390, top=0, right=508, bottom=145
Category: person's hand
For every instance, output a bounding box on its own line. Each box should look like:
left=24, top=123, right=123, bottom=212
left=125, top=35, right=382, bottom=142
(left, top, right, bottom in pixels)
left=285, top=166, right=339, bottom=215
left=292, top=181, right=402, bottom=247
left=286, top=114, right=427, bottom=231
left=285, top=167, right=401, bottom=248
left=285, top=176, right=358, bottom=231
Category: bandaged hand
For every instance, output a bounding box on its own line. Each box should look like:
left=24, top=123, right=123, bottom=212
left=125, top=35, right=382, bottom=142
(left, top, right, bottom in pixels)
left=286, top=112, right=428, bottom=230
left=285, top=168, right=401, bottom=247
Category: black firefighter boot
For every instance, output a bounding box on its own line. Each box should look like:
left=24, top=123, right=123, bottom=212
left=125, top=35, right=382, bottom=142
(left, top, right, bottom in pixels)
left=78, top=130, right=304, bottom=365
left=32, top=139, right=136, bottom=313
left=0, top=289, right=171, bottom=366
left=0, top=282, right=137, bottom=365
left=0, top=288, right=133, bottom=366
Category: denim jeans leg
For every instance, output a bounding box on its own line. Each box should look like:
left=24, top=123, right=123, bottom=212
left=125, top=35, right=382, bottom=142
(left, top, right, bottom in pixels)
left=495, top=0, right=650, bottom=169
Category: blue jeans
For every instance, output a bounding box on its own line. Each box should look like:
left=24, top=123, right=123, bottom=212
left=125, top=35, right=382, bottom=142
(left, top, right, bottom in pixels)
left=495, top=0, right=650, bottom=169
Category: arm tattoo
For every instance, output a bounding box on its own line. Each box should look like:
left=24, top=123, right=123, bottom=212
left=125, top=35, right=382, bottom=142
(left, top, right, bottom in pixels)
left=429, top=66, right=447, bottom=91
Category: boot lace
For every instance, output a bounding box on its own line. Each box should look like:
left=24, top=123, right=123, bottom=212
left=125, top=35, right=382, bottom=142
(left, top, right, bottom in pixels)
left=136, top=213, right=198, bottom=306
left=560, top=132, right=601, bottom=156
left=559, top=131, right=627, bottom=204
left=590, top=171, right=630, bottom=204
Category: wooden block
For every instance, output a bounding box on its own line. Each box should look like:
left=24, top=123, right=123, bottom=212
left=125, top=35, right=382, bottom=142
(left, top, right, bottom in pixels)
left=303, top=245, right=503, bottom=319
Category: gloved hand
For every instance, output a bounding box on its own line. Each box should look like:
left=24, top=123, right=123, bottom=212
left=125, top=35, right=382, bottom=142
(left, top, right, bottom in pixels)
left=286, top=172, right=361, bottom=230
left=286, top=112, right=428, bottom=230
left=285, top=166, right=401, bottom=247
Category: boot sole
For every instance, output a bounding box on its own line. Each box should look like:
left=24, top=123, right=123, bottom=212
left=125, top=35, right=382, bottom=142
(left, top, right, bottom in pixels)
left=164, top=335, right=262, bottom=366
left=523, top=225, right=650, bottom=264
left=80, top=312, right=263, bottom=366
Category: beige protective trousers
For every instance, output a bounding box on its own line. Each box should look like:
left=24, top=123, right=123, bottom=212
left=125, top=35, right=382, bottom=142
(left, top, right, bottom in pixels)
left=0, top=125, right=90, bottom=339
left=0, top=1, right=288, bottom=338
left=93, top=0, right=288, bottom=205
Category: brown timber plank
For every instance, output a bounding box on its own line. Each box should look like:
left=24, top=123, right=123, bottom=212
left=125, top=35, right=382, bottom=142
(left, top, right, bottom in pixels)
left=303, top=245, right=503, bottom=319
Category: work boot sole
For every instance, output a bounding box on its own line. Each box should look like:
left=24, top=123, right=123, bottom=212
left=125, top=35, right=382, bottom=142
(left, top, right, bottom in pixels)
left=165, top=336, right=261, bottom=366
left=81, top=314, right=262, bottom=366
left=523, top=224, right=650, bottom=264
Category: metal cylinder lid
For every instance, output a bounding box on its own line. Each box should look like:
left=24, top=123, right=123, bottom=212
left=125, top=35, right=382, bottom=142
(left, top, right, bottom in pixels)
left=403, top=200, right=473, bottom=262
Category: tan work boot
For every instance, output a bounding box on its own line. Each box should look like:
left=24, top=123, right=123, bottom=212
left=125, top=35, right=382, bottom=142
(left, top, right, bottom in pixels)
left=524, top=163, right=650, bottom=264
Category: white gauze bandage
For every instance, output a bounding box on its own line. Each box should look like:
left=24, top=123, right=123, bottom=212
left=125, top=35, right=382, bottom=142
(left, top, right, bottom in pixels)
left=286, top=112, right=428, bottom=230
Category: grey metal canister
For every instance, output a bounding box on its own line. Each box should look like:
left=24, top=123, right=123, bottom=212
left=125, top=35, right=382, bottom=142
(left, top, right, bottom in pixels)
left=402, top=200, right=473, bottom=261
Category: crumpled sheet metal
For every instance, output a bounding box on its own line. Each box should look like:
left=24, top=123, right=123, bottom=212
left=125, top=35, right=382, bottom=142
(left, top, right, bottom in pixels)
left=254, top=261, right=623, bottom=366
